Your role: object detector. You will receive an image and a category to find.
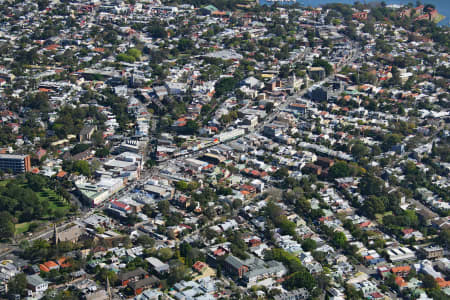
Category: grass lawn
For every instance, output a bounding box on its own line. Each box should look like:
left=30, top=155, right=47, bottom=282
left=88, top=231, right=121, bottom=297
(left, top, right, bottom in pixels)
left=37, top=187, right=71, bottom=218
left=15, top=222, right=30, bottom=234
left=0, top=179, right=71, bottom=220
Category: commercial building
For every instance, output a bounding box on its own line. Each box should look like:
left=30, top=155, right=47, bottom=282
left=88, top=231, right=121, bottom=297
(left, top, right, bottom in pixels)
left=214, top=128, right=245, bottom=143
left=118, top=140, right=144, bottom=154
left=27, top=274, right=48, bottom=293
left=419, top=245, right=444, bottom=259
left=387, top=247, right=416, bottom=262
left=0, top=154, right=31, bottom=173
left=76, top=177, right=125, bottom=206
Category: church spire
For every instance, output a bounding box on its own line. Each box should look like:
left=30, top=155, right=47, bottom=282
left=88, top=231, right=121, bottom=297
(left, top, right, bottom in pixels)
left=106, top=275, right=112, bottom=300
left=53, top=223, right=59, bottom=246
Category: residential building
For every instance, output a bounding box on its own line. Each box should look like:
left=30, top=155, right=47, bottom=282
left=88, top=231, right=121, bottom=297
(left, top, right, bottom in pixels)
left=274, top=289, right=310, bottom=300
left=146, top=257, right=170, bottom=274
left=26, top=274, right=48, bottom=293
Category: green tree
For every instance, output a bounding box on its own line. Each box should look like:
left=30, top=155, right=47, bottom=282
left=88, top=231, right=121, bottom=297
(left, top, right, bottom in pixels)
left=157, top=248, right=173, bottom=262
left=24, top=92, right=50, bottom=112
left=70, top=143, right=90, bottom=155
left=214, top=77, right=238, bottom=97
left=422, top=274, right=438, bottom=289
left=178, top=38, right=194, bottom=52
left=95, top=147, right=110, bottom=158
left=127, top=48, right=141, bottom=60
left=273, top=167, right=289, bottom=179
left=351, top=143, right=369, bottom=160
left=438, top=228, right=450, bottom=249
left=7, top=273, right=27, bottom=297
left=148, top=23, right=167, bottom=39
left=284, top=269, right=316, bottom=291
left=0, top=211, right=15, bottom=239
left=359, top=175, right=384, bottom=196
left=72, top=160, right=91, bottom=177
left=26, top=173, right=47, bottom=192
left=185, top=120, right=198, bottom=134
left=329, top=161, right=351, bottom=178
left=331, top=231, right=347, bottom=249
left=361, top=195, right=385, bottom=218
left=264, top=201, right=284, bottom=222
left=116, top=53, right=136, bottom=63
left=344, top=284, right=364, bottom=300
left=301, top=238, right=317, bottom=252
left=312, top=58, right=333, bottom=76
left=158, top=200, right=170, bottom=216
left=97, top=268, right=118, bottom=286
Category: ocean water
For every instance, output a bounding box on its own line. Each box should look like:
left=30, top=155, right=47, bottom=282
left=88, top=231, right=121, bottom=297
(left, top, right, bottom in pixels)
left=259, top=0, right=449, bottom=26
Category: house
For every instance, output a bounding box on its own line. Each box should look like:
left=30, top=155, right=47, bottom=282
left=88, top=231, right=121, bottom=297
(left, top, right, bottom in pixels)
left=352, top=11, right=368, bottom=20
left=315, top=157, right=334, bottom=169
left=391, top=266, right=411, bottom=277
left=266, top=78, right=282, bottom=91
left=83, top=214, right=111, bottom=229
left=198, top=5, right=219, bottom=16
left=302, top=163, right=322, bottom=175
left=118, top=267, right=148, bottom=287
left=27, top=274, right=48, bottom=293
left=36, top=148, right=47, bottom=160
left=274, top=288, right=310, bottom=300
left=146, top=257, right=170, bottom=274
left=129, top=276, right=159, bottom=295
left=192, top=261, right=208, bottom=273
left=71, top=149, right=94, bottom=161
left=352, top=281, right=378, bottom=298
left=377, top=266, right=390, bottom=279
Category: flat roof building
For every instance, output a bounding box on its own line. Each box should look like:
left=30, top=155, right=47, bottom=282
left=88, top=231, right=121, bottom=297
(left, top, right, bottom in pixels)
left=146, top=257, right=170, bottom=274
left=0, top=154, right=31, bottom=173
left=387, top=247, right=416, bottom=262
left=419, top=245, right=444, bottom=260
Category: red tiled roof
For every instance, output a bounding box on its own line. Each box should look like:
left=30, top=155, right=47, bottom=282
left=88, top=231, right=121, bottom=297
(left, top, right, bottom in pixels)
left=45, top=44, right=59, bottom=51
left=57, top=257, right=71, bottom=268
left=56, top=170, right=67, bottom=178
left=192, top=261, right=207, bottom=272
left=391, top=266, right=411, bottom=274
left=395, top=276, right=407, bottom=287
left=111, top=201, right=130, bottom=210
left=402, top=228, right=414, bottom=235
